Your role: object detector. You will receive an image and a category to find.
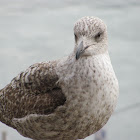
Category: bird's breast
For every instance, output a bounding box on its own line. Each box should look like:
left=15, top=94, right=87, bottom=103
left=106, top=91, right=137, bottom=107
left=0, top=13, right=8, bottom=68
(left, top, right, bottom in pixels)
left=55, top=54, right=119, bottom=138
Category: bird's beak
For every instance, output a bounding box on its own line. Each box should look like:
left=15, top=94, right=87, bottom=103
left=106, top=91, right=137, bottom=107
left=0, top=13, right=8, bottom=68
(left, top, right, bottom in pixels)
left=76, top=41, right=89, bottom=60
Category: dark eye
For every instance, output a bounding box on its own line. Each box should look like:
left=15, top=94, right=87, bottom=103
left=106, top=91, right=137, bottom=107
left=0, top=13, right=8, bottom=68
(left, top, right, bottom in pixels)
left=74, top=34, right=78, bottom=42
left=95, top=32, right=101, bottom=40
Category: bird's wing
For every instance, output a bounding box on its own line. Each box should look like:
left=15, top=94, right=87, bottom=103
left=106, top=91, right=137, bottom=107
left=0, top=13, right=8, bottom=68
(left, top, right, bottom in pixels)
left=0, top=60, right=66, bottom=127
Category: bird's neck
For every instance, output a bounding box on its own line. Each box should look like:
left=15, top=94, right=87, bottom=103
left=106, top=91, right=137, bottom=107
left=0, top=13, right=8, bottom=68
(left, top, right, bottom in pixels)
left=57, top=51, right=113, bottom=86
left=68, top=51, right=111, bottom=71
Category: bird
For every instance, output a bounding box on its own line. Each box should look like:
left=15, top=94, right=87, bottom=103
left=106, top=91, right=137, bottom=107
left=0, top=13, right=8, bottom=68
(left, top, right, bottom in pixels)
left=0, top=16, right=119, bottom=140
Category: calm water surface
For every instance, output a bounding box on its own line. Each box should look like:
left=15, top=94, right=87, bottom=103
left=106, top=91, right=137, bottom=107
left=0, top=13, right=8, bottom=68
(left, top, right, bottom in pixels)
left=0, top=0, right=140, bottom=140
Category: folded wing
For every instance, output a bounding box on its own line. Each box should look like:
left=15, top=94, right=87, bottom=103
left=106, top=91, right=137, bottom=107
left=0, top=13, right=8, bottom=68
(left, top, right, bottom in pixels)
left=0, top=61, right=66, bottom=127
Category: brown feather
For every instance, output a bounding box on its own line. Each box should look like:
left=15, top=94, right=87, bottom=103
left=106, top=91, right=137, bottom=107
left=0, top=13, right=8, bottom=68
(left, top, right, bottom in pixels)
left=0, top=60, right=66, bottom=127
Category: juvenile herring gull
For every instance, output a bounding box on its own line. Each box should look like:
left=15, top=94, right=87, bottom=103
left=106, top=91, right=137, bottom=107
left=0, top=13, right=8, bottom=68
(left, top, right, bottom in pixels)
left=0, top=16, right=119, bottom=140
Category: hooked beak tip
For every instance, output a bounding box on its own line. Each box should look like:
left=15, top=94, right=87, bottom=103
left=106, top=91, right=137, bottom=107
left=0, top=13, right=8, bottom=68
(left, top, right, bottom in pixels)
left=76, top=53, right=80, bottom=60
left=75, top=41, right=91, bottom=60
left=75, top=41, right=83, bottom=60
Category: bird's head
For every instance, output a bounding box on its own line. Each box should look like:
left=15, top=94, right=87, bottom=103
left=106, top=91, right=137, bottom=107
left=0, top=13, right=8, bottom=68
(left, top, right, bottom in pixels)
left=74, top=16, right=108, bottom=60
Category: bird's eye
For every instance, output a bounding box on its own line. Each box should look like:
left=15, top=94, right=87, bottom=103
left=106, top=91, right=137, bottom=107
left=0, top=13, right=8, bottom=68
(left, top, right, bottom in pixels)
left=95, top=32, right=101, bottom=39
left=74, top=34, right=78, bottom=42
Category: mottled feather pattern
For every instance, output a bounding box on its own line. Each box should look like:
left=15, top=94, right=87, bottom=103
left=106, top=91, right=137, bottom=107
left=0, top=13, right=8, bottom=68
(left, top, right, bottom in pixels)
left=0, top=61, right=66, bottom=127
left=0, top=17, right=119, bottom=140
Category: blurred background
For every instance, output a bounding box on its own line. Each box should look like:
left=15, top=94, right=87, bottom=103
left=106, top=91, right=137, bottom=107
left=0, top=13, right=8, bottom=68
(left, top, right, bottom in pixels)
left=0, top=0, right=140, bottom=140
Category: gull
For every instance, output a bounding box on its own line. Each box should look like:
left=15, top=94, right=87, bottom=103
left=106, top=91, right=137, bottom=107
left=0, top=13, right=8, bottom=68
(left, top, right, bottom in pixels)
left=0, top=16, right=119, bottom=140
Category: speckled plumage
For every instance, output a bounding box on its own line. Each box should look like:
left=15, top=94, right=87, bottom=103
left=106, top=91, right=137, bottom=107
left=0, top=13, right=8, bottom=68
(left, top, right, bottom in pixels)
left=0, top=17, right=119, bottom=140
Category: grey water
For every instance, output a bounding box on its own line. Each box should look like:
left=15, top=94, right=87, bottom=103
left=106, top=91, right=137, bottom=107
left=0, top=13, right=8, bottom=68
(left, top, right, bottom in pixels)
left=0, top=0, right=140, bottom=140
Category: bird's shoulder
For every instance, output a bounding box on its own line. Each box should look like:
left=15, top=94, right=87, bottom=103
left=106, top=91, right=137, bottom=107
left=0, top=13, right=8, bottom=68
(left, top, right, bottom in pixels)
left=11, top=60, right=59, bottom=93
